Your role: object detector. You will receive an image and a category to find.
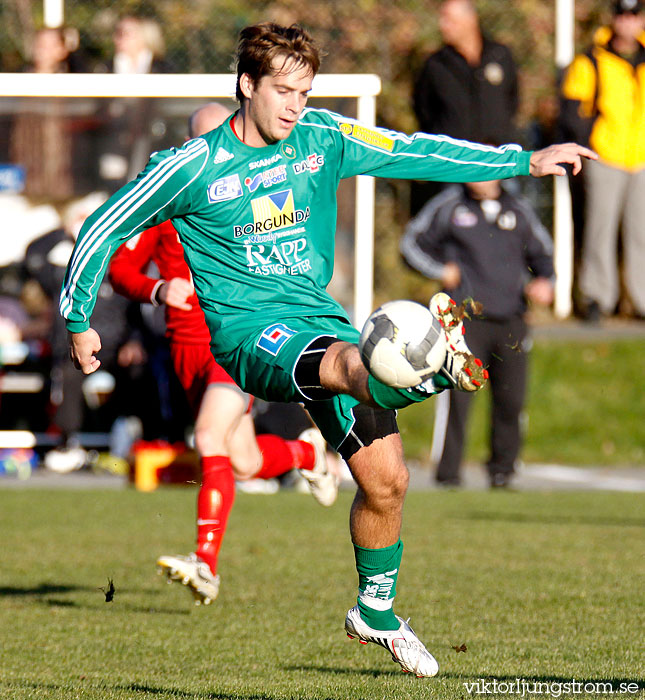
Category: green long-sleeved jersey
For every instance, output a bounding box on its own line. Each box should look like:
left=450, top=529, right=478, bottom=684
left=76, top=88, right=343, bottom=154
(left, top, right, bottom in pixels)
left=61, top=108, right=531, bottom=355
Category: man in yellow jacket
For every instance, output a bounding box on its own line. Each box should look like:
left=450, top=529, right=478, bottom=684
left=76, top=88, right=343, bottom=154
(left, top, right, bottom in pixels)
left=560, top=0, right=645, bottom=320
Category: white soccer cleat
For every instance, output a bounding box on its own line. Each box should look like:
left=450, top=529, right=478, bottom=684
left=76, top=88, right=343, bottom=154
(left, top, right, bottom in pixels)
left=429, top=292, right=488, bottom=392
left=345, top=605, right=439, bottom=678
left=297, top=427, right=339, bottom=507
left=156, top=553, right=220, bottom=606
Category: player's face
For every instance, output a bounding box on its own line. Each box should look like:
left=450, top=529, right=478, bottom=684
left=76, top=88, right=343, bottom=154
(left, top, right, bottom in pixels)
left=241, top=57, right=313, bottom=146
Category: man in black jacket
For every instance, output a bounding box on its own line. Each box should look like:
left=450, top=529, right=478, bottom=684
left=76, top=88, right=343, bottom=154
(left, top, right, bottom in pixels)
left=400, top=179, right=554, bottom=488
left=411, top=0, right=519, bottom=213
left=414, top=0, right=518, bottom=142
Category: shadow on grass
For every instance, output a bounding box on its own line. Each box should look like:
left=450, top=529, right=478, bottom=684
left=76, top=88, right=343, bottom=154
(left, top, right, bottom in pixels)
left=36, top=598, right=191, bottom=615
left=117, top=685, right=195, bottom=697
left=120, top=685, right=344, bottom=699
left=0, top=583, right=92, bottom=596
left=123, top=605, right=191, bottom=616
left=5, top=681, right=269, bottom=700
left=0, top=583, right=191, bottom=615
left=44, top=598, right=78, bottom=607
left=2, top=681, right=184, bottom=699
left=283, top=664, right=401, bottom=678
left=454, top=511, right=645, bottom=528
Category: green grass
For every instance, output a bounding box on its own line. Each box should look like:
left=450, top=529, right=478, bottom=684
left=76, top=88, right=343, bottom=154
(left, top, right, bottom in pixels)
left=0, top=488, right=643, bottom=699
left=398, top=337, right=645, bottom=466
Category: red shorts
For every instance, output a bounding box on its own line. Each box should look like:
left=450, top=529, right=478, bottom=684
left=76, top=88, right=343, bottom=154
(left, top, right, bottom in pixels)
left=169, top=342, right=252, bottom=416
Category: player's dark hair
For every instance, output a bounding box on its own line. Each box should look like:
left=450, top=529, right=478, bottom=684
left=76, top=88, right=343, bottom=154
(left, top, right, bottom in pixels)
left=234, top=22, right=321, bottom=102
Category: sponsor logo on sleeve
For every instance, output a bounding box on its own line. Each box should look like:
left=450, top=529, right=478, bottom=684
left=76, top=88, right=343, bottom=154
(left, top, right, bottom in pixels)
left=339, top=122, right=394, bottom=152
left=257, top=323, right=296, bottom=356
left=233, top=189, right=310, bottom=238
left=244, top=164, right=287, bottom=192
left=293, top=153, right=325, bottom=175
left=207, top=174, right=243, bottom=203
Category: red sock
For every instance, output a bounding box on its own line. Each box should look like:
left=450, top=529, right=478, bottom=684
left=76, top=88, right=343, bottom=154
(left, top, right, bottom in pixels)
left=253, top=434, right=315, bottom=479
left=195, top=455, right=235, bottom=575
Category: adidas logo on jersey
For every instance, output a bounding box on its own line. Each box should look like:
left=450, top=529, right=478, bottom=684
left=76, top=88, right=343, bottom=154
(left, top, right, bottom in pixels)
left=213, top=147, right=234, bottom=164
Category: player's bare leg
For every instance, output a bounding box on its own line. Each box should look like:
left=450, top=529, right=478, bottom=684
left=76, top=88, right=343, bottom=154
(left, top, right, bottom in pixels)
left=347, top=433, right=407, bottom=549
left=340, top=433, right=439, bottom=677
left=320, top=344, right=439, bottom=675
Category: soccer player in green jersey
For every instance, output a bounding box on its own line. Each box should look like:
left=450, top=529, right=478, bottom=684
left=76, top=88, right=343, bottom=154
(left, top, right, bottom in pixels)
left=62, top=22, right=596, bottom=677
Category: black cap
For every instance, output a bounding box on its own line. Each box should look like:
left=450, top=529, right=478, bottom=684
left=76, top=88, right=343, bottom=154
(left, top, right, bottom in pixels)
left=613, top=0, right=643, bottom=14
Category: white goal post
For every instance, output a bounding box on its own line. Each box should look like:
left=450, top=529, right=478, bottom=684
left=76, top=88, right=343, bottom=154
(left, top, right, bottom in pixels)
left=1, top=71, right=381, bottom=328
left=554, top=0, right=576, bottom=319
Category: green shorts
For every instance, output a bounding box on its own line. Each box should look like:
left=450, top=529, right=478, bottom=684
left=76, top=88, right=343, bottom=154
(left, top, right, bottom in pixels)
left=214, top=315, right=364, bottom=451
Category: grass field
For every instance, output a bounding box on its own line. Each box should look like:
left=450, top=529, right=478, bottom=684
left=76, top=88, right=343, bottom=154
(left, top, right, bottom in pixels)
left=398, top=337, right=645, bottom=466
left=1, top=487, right=643, bottom=700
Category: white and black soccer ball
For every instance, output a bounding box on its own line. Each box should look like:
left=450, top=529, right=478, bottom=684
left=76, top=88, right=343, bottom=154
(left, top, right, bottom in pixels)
left=358, top=300, right=447, bottom=389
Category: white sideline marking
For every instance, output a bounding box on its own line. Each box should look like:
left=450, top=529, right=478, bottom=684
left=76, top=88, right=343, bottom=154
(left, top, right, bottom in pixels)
left=525, top=465, right=645, bottom=492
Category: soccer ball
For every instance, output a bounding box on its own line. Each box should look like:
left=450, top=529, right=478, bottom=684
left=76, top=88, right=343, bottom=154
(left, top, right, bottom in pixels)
left=358, top=300, right=447, bottom=388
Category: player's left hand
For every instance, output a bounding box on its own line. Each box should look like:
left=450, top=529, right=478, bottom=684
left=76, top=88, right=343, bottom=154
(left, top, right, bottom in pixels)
left=529, top=143, right=598, bottom=177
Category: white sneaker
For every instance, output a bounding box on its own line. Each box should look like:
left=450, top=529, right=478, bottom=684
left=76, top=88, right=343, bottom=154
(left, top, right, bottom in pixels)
left=297, top=427, right=339, bottom=507
left=156, top=553, right=220, bottom=606
left=429, top=292, right=488, bottom=392
left=345, top=605, right=439, bottom=678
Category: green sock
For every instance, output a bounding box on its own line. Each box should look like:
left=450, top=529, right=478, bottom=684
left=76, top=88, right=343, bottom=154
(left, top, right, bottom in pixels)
left=367, top=373, right=449, bottom=410
left=354, top=540, right=403, bottom=631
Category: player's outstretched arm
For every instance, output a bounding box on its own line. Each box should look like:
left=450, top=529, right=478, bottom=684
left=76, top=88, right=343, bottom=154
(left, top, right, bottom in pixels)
left=529, top=143, right=598, bottom=177
left=68, top=328, right=102, bottom=374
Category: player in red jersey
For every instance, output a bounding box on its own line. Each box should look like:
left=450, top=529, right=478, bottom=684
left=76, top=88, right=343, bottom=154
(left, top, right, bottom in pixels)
left=109, top=103, right=338, bottom=605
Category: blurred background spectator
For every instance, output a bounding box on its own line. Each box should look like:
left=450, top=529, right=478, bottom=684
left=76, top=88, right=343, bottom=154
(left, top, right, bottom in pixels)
left=95, top=15, right=175, bottom=191
left=25, top=26, right=83, bottom=74
left=410, top=0, right=519, bottom=214
left=9, top=26, right=87, bottom=201
left=22, top=192, right=172, bottom=471
left=401, top=177, right=554, bottom=488
left=559, top=0, right=645, bottom=322
left=0, top=195, right=61, bottom=437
